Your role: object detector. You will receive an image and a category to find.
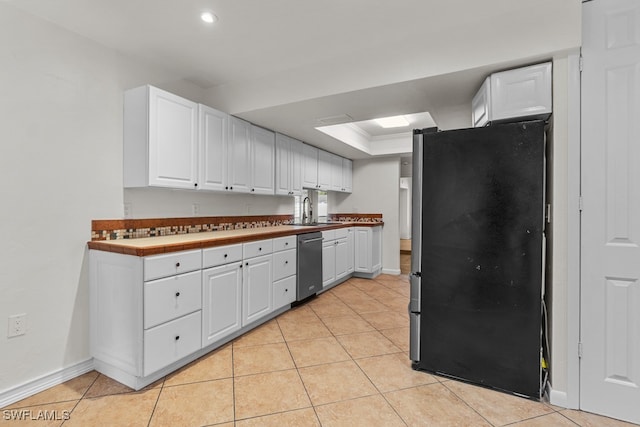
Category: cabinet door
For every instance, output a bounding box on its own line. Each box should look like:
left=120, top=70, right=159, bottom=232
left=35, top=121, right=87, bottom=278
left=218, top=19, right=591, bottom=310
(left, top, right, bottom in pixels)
left=317, top=150, right=333, bottom=191
left=371, top=226, right=382, bottom=273
left=148, top=86, right=198, bottom=189
left=490, top=62, right=552, bottom=122
left=322, top=240, right=336, bottom=288
left=354, top=227, right=372, bottom=273
left=227, top=117, right=251, bottom=193
left=302, top=144, right=319, bottom=189
left=331, top=154, right=343, bottom=192
left=199, top=105, right=228, bottom=191
left=202, top=263, right=242, bottom=346
left=251, top=126, right=275, bottom=195
left=275, top=133, right=291, bottom=196
left=472, top=77, right=491, bottom=128
left=346, top=227, right=354, bottom=273
left=335, top=238, right=349, bottom=281
left=290, top=138, right=304, bottom=196
left=342, top=158, right=353, bottom=193
left=242, top=254, right=273, bottom=326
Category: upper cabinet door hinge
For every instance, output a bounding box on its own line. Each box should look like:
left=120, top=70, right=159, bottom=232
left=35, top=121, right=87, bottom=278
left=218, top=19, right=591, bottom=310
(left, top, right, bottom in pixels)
left=578, top=342, right=583, bottom=358
left=579, top=196, right=584, bottom=212
left=579, top=55, right=584, bottom=72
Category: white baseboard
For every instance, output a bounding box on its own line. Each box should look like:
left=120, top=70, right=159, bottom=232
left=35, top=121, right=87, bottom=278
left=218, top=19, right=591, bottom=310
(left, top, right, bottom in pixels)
left=0, top=359, right=94, bottom=408
left=382, top=268, right=401, bottom=275
left=548, top=387, right=569, bottom=408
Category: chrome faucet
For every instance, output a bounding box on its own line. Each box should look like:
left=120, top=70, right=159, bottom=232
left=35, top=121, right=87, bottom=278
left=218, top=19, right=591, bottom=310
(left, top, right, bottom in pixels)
left=302, top=197, right=313, bottom=224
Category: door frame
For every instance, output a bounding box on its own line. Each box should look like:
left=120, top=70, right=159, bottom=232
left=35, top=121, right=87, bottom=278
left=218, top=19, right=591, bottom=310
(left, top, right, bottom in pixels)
left=565, top=51, right=581, bottom=410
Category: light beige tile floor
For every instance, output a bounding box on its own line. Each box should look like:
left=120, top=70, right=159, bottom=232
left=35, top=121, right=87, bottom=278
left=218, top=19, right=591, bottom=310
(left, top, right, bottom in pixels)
left=3, top=274, right=638, bottom=426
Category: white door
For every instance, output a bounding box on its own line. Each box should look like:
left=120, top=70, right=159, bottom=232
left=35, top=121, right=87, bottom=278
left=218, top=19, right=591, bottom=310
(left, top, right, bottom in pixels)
left=290, top=138, right=304, bottom=196
left=302, top=144, right=319, bottom=189
left=227, top=117, right=251, bottom=193
left=202, top=263, right=242, bottom=346
left=317, top=150, right=333, bottom=191
left=148, top=87, right=198, bottom=189
left=242, top=255, right=272, bottom=326
left=275, top=134, right=291, bottom=196
left=199, top=105, right=228, bottom=191
left=335, top=238, right=349, bottom=281
left=581, top=0, right=640, bottom=423
left=250, top=126, right=275, bottom=195
left=322, top=240, right=336, bottom=288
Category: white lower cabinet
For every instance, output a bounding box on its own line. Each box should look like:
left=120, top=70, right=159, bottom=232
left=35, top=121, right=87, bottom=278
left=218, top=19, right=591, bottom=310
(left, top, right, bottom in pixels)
left=242, top=252, right=273, bottom=326
left=354, top=225, right=382, bottom=277
left=202, top=262, right=243, bottom=347
left=143, top=311, right=202, bottom=376
left=322, top=227, right=355, bottom=288
left=322, top=237, right=336, bottom=288
left=272, top=236, right=297, bottom=310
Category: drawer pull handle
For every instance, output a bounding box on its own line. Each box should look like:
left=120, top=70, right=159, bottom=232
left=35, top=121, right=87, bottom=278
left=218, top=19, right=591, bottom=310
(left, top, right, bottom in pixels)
left=285, top=242, right=288, bottom=245
left=175, top=292, right=180, bottom=297
left=258, top=247, right=262, bottom=251
left=285, top=261, right=288, bottom=264
left=285, top=288, right=288, bottom=292
left=176, top=262, right=181, bottom=267
left=224, top=254, right=228, bottom=258
left=175, top=335, right=180, bottom=341
left=245, top=262, right=249, bottom=266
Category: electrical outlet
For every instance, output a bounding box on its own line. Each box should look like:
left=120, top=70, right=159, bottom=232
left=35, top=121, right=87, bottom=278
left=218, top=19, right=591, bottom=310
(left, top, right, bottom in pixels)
left=8, top=314, right=26, bottom=338
left=123, top=202, right=132, bottom=219
left=192, top=203, right=200, bottom=216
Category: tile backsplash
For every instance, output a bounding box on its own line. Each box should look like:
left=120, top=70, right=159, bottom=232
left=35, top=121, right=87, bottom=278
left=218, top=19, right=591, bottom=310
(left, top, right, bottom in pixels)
left=91, top=215, right=294, bottom=241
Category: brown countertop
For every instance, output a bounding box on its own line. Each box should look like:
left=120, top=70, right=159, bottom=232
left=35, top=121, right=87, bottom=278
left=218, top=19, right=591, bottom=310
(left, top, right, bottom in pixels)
left=87, top=222, right=383, bottom=256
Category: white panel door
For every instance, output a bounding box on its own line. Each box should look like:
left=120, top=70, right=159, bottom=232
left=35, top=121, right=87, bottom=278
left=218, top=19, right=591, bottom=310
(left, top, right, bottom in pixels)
left=202, top=263, right=242, bottom=346
left=290, top=138, right=304, bottom=196
left=322, top=240, right=336, bottom=288
left=199, top=105, right=228, bottom=191
left=250, top=125, right=275, bottom=195
left=242, top=254, right=272, bottom=326
left=227, top=117, right=251, bottom=193
left=275, top=133, right=291, bottom=196
left=302, top=143, right=319, bottom=189
left=582, top=0, right=640, bottom=423
left=317, top=150, right=333, bottom=191
left=148, top=87, right=198, bottom=189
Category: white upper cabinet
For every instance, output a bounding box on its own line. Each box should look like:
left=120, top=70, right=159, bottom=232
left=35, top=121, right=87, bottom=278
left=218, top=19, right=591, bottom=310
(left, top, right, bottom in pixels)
left=250, top=125, right=275, bottom=195
left=317, top=149, right=332, bottom=191
left=330, top=153, right=343, bottom=192
left=472, top=62, right=552, bottom=127
left=227, top=117, right=252, bottom=193
left=302, top=144, right=319, bottom=189
left=342, top=158, right=353, bottom=193
left=124, top=85, right=198, bottom=189
left=275, top=134, right=303, bottom=196
left=198, top=105, right=228, bottom=191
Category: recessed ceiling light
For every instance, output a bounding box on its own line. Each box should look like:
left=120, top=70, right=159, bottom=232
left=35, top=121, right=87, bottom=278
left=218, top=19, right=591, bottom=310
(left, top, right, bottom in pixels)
left=200, top=11, right=218, bottom=24
left=374, top=115, right=410, bottom=128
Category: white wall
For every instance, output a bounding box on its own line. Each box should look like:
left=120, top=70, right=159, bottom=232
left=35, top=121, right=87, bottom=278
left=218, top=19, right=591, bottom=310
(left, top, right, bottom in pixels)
left=329, top=157, right=401, bottom=274
left=0, top=3, right=293, bottom=397
left=399, top=178, right=411, bottom=240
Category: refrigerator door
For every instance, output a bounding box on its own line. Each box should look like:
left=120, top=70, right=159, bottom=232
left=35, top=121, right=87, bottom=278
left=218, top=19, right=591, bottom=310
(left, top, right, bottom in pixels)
left=417, top=120, right=545, bottom=399
left=409, top=312, right=421, bottom=362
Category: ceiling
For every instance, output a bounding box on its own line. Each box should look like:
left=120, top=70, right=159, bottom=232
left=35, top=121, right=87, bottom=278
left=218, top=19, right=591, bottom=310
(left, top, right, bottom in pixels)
left=5, top=0, right=582, bottom=159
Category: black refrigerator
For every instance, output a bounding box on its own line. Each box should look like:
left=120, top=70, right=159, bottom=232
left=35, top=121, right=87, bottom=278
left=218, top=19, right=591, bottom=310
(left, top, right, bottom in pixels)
left=409, top=120, right=545, bottom=399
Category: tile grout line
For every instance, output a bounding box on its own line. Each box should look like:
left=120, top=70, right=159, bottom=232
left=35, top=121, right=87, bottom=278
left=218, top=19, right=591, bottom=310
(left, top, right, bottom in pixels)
left=440, top=380, right=500, bottom=427
left=61, top=372, right=101, bottom=426
left=145, top=376, right=166, bottom=427
left=276, top=316, right=323, bottom=426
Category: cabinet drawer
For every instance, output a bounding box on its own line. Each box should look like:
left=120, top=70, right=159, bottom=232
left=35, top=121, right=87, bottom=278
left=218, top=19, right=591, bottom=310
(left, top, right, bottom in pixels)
left=143, top=311, right=201, bottom=376
left=144, top=249, right=201, bottom=281
left=334, top=227, right=349, bottom=240
left=322, top=229, right=336, bottom=242
left=273, top=275, right=296, bottom=310
left=144, top=270, right=202, bottom=329
left=202, top=244, right=242, bottom=268
left=273, top=249, right=296, bottom=281
left=243, top=239, right=273, bottom=259
left=273, top=235, right=296, bottom=252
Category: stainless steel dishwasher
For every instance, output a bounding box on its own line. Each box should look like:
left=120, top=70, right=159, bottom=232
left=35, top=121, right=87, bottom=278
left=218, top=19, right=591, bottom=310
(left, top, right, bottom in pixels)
left=296, top=232, right=323, bottom=301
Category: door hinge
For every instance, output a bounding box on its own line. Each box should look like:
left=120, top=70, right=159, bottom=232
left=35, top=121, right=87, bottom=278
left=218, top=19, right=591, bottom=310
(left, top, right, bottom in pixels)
left=579, top=55, right=584, bottom=72
left=578, top=342, right=583, bottom=358
left=546, top=204, right=552, bottom=224
left=578, top=196, right=584, bottom=212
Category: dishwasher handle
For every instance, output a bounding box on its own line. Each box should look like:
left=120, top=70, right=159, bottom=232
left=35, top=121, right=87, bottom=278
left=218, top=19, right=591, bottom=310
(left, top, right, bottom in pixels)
left=300, top=237, right=323, bottom=244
